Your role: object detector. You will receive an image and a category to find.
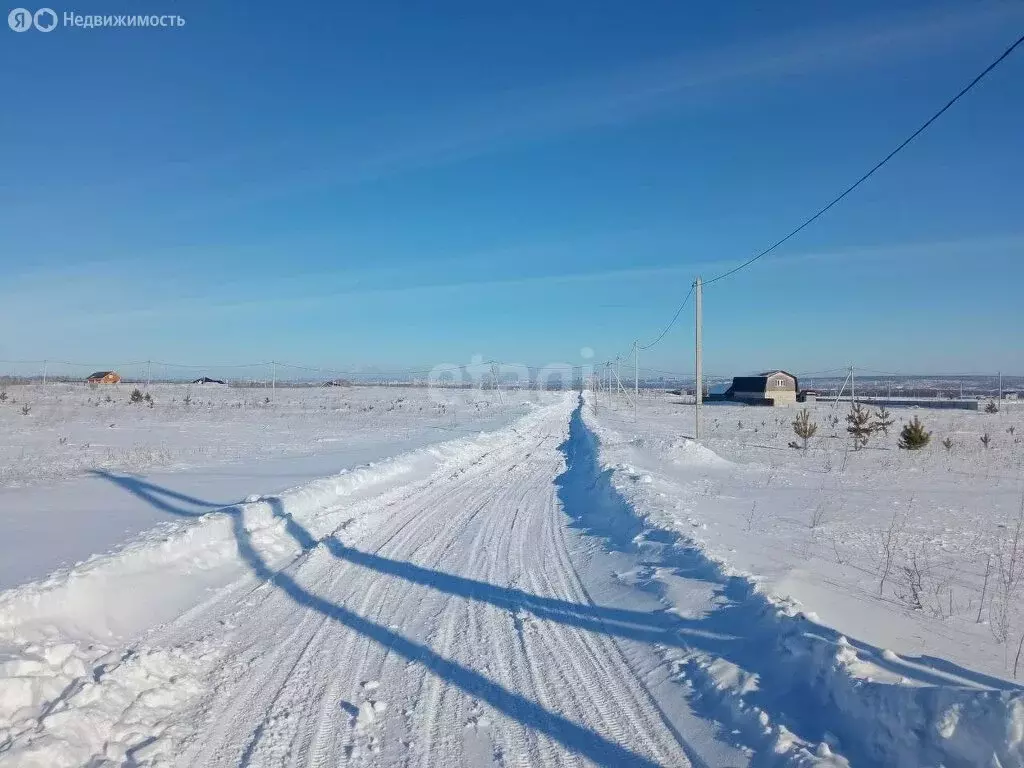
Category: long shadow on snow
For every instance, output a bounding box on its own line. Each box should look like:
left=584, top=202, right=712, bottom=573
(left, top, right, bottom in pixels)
left=94, top=401, right=1021, bottom=767
left=89, top=469, right=237, bottom=516
left=90, top=471, right=666, bottom=767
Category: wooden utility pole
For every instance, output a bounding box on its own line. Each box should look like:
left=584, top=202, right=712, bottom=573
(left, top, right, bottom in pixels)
left=633, top=341, right=638, bottom=422
left=695, top=276, right=703, bottom=441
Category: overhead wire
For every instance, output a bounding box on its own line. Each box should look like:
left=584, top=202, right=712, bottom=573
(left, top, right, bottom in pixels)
left=637, top=283, right=696, bottom=351
left=701, top=32, right=1024, bottom=287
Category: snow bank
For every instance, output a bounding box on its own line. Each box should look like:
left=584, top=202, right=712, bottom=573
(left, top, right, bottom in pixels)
left=0, top=639, right=221, bottom=768
left=582, top=392, right=1024, bottom=768
left=629, top=434, right=734, bottom=469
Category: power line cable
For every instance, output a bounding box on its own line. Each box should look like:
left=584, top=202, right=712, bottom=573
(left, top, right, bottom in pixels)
left=702, top=32, right=1024, bottom=287
left=638, top=283, right=696, bottom=350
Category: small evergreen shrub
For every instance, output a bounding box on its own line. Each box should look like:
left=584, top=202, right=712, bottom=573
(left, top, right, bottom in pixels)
left=846, top=402, right=873, bottom=450
left=791, top=408, right=818, bottom=451
left=898, top=416, right=931, bottom=450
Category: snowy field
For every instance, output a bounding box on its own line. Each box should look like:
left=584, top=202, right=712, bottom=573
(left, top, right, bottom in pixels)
left=0, top=383, right=547, bottom=588
left=1, top=385, right=1023, bottom=767
left=0, top=382, right=530, bottom=489
left=591, top=391, right=1024, bottom=681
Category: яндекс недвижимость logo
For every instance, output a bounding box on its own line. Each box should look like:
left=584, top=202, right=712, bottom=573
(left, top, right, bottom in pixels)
left=8, top=7, right=57, bottom=31
left=8, top=8, right=185, bottom=30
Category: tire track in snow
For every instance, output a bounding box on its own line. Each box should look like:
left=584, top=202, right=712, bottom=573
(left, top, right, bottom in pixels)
left=410, top=451, right=542, bottom=767
left=265, top=453, right=514, bottom=766
left=293, top=440, right=539, bottom=765
left=184, top=452, right=506, bottom=767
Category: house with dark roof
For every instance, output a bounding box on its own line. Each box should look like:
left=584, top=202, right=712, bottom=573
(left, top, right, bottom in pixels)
left=725, top=370, right=798, bottom=406
left=86, top=371, right=121, bottom=384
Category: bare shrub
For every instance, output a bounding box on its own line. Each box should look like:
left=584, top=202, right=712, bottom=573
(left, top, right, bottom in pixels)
left=978, top=555, right=992, bottom=623
left=981, top=433, right=993, bottom=449
left=898, top=554, right=927, bottom=610
left=831, top=533, right=846, bottom=565
left=810, top=504, right=827, bottom=530
left=20, top=404, right=30, bottom=416
left=744, top=501, right=761, bottom=532
left=942, top=437, right=953, bottom=452
left=878, top=502, right=908, bottom=595
left=990, top=497, right=1024, bottom=645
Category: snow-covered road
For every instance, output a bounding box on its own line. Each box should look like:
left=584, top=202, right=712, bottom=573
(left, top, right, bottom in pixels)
left=174, top=395, right=691, bottom=767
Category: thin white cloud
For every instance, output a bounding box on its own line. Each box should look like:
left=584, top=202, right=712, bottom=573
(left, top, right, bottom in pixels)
left=3, top=2, right=1020, bottom=228
left=7, top=233, right=1018, bottom=325
left=161, top=3, right=1024, bottom=218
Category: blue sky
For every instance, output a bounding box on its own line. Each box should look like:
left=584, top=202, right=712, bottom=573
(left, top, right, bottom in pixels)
left=2, top=0, right=1023, bottom=377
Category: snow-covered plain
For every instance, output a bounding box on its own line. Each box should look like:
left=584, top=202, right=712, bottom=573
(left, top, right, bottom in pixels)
left=0, top=382, right=528, bottom=489
left=1, top=384, right=1023, bottom=767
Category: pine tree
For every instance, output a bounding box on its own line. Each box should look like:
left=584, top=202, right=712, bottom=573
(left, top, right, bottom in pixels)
left=846, top=402, right=873, bottom=450
left=898, top=416, right=931, bottom=450
left=872, top=406, right=895, bottom=435
left=791, top=408, right=818, bottom=451
left=985, top=401, right=999, bottom=414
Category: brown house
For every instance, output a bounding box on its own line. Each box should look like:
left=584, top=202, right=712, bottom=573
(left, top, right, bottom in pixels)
left=726, top=370, right=798, bottom=406
left=86, top=371, right=121, bottom=384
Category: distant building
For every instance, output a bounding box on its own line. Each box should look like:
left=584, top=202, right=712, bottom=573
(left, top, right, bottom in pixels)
left=797, top=389, right=819, bottom=403
left=726, top=370, right=798, bottom=406
left=191, top=377, right=226, bottom=385
left=1004, top=391, right=1019, bottom=401
left=86, top=371, right=121, bottom=384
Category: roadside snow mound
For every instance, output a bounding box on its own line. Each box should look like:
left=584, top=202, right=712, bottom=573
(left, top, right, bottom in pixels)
left=665, top=436, right=733, bottom=468
left=0, top=639, right=221, bottom=768
left=627, top=434, right=733, bottom=469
